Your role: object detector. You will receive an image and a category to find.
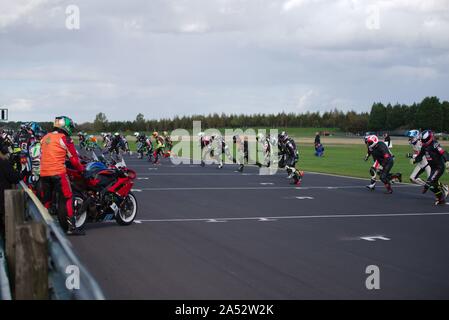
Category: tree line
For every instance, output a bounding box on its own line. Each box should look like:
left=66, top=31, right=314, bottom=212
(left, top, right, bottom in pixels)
left=3, top=97, right=448, bottom=134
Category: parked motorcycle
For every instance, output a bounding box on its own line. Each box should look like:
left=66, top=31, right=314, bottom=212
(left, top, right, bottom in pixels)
left=66, top=160, right=138, bottom=229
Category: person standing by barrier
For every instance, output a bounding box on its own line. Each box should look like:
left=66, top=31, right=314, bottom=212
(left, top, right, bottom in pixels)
left=40, top=116, right=85, bottom=236
left=0, top=144, right=20, bottom=236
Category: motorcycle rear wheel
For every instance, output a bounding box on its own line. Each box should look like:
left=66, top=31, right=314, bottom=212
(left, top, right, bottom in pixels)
left=73, top=192, right=88, bottom=229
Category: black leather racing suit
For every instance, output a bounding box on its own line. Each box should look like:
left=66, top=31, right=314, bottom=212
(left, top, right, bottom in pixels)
left=415, top=141, right=448, bottom=198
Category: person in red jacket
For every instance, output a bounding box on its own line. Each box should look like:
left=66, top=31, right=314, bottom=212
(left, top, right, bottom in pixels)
left=40, top=116, right=85, bottom=235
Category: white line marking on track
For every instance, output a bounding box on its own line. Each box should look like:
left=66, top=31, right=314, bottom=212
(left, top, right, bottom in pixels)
left=132, top=185, right=419, bottom=191
left=134, top=220, right=142, bottom=224
left=136, top=173, right=260, bottom=176
left=360, top=236, right=390, bottom=241
left=206, top=219, right=227, bottom=223
left=260, top=182, right=274, bottom=185
left=135, top=212, right=449, bottom=223
left=137, top=177, right=149, bottom=180
left=296, top=196, right=314, bottom=200
left=131, top=189, right=142, bottom=192
left=258, top=218, right=277, bottom=222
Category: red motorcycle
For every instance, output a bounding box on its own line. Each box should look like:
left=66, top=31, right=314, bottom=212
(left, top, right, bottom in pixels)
left=66, top=161, right=138, bottom=229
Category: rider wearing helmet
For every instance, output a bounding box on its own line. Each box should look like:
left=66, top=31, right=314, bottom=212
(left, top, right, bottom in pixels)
left=78, top=131, right=86, bottom=143
left=17, top=122, right=33, bottom=151
left=152, top=131, right=165, bottom=164
left=277, top=131, right=303, bottom=185
left=40, top=116, right=85, bottom=235
left=364, top=135, right=401, bottom=194
left=162, top=131, right=173, bottom=157
left=406, top=130, right=431, bottom=186
left=109, top=132, right=122, bottom=155
left=198, top=132, right=213, bottom=167
left=257, top=132, right=274, bottom=167
left=232, top=135, right=245, bottom=172
left=213, top=134, right=233, bottom=169
left=27, top=129, right=47, bottom=188
left=414, top=130, right=449, bottom=205
left=134, top=132, right=147, bottom=159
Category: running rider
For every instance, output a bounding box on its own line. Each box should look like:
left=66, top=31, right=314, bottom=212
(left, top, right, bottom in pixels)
left=162, top=131, right=173, bottom=157
left=364, top=135, right=401, bottom=194
left=277, top=131, right=303, bottom=185
left=199, top=132, right=213, bottom=167
left=414, top=130, right=449, bottom=205
left=212, top=134, right=233, bottom=169
left=406, top=130, right=431, bottom=186
left=152, top=132, right=165, bottom=164
left=134, top=132, right=147, bottom=159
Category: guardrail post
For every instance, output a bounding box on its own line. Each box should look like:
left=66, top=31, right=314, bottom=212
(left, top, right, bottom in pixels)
left=4, top=189, right=25, bottom=294
left=15, top=222, right=49, bottom=300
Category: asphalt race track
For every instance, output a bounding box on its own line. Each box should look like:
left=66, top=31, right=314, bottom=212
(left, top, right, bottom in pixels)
left=70, top=155, right=449, bottom=299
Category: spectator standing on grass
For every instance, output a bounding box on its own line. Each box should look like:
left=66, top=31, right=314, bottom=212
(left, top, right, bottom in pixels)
left=314, top=132, right=321, bottom=147
left=0, top=144, right=20, bottom=236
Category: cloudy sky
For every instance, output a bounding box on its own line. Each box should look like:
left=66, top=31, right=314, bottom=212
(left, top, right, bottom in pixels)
left=1, top=0, right=449, bottom=122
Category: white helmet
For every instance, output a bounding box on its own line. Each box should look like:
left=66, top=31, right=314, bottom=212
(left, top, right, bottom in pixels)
left=114, top=132, right=120, bottom=136
left=198, top=132, right=205, bottom=137
left=134, top=132, right=139, bottom=137
left=257, top=132, right=265, bottom=141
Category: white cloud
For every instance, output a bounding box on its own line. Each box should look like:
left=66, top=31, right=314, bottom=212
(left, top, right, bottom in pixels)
left=180, top=22, right=209, bottom=33
left=1, top=0, right=449, bottom=122
left=282, top=0, right=308, bottom=12
left=8, top=98, right=34, bottom=112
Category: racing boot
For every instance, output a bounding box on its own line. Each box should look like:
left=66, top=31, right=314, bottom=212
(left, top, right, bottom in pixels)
left=217, top=162, right=223, bottom=169
left=435, top=191, right=446, bottom=205
left=237, top=164, right=244, bottom=172
left=66, top=217, right=85, bottom=236
left=291, top=170, right=303, bottom=186
left=391, top=173, right=402, bottom=183
left=366, top=179, right=376, bottom=191
left=384, top=183, right=393, bottom=194
left=443, top=184, right=449, bottom=199
left=286, top=167, right=294, bottom=179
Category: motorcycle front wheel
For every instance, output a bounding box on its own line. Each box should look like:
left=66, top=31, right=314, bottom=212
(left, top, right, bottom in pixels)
left=116, top=192, right=138, bottom=225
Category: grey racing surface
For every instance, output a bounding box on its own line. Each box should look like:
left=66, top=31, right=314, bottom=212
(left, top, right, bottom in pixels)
left=70, top=155, right=449, bottom=299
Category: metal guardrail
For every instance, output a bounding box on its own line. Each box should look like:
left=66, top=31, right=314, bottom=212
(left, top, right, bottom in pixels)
left=0, top=237, right=12, bottom=300
left=18, top=181, right=105, bottom=300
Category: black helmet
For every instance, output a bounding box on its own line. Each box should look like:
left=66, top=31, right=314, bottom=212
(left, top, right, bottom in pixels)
left=278, top=131, right=288, bottom=143
left=421, top=130, right=434, bottom=147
